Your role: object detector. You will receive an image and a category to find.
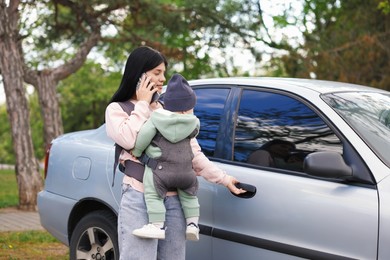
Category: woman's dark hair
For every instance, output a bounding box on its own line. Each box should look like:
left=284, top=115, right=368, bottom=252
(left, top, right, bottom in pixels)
left=109, top=46, right=168, bottom=103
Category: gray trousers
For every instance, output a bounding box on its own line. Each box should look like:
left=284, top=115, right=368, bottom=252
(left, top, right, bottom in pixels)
left=143, top=166, right=200, bottom=223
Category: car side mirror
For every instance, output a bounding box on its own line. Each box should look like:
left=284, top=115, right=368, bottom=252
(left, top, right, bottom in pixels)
left=231, top=182, right=257, bottom=199
left=303, top=151, right=353, bottom=179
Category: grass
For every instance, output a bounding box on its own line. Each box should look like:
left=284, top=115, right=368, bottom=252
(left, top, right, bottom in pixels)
left=0, top=169, right=18, bottom=208
left=0, top=169, right=69, bottom=259
left=0, top=230, right=69, bottom=259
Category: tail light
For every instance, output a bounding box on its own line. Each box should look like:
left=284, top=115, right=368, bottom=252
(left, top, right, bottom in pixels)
left=43, top=143, right=52, bottom=179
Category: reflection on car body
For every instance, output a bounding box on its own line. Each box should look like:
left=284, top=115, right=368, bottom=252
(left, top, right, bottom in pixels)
left=38, top=77, right=390, bottom=260
left=247, top=139, right=306, bottom=171
left=379, top=109, right=390, bottom=128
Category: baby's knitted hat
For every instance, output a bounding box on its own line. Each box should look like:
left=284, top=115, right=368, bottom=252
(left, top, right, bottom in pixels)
left=164, top=74, right=196, bottom=112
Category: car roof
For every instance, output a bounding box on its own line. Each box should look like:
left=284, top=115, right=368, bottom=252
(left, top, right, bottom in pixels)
left=188, top=77, right=386, bottom=95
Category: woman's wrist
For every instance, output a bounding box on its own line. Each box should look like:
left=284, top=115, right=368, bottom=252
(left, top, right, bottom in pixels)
left=222, top=173, right=233, bottom=187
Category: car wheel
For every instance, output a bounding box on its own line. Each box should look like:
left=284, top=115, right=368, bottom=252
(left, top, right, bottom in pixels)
left=69, top=210, right=118, bottom=260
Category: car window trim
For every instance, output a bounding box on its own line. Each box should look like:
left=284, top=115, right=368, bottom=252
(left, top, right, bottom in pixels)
left=192, top=83, right=376, bottom=186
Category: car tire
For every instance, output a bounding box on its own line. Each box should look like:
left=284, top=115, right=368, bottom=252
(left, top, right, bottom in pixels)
left=69, top=210, right=119, bottom=260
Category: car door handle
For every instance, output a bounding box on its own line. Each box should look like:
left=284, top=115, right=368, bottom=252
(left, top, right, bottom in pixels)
left=231, top=182, right=257, bottom=199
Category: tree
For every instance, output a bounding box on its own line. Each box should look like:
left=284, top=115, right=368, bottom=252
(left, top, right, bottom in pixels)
left=22, top=0, right=111, bottom=149
left=379, top=0, right=390, bottom=14
left=0, top=0, right=42, bottom=210
left=0, top=0, right=127, bottom=209
left=0, top=0, right=279, bottom=209
left=0, top=93, right=44, bottom=164
left=275, top=0, right=390, bottom=89
left=58, top=61, right=122, bottom=132
left=23, top=33, right=101, bottom=148
left=24, top=0, right=269, bottom=148
left=23, top=0, right=279, bottom=144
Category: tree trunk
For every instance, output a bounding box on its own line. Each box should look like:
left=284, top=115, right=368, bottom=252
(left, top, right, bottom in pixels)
left=0, top=0, right=43, bottom=211
left=36, top=72, right=63, bottom=147
left=23, top=31, right=101, bottom=149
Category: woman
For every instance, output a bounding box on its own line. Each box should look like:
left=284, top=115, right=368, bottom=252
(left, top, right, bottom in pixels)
left=105, top=46, right=245, bottom=260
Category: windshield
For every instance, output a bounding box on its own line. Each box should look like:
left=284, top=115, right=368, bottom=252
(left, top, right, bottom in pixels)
left=322, top=92, right=390, bottom=167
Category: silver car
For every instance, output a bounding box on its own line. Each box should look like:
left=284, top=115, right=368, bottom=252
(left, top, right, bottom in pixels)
left=38, top=77, right=390, bottom=260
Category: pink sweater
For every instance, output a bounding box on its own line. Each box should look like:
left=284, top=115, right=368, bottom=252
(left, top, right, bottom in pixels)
left=105, top=99, right=231, bottom=192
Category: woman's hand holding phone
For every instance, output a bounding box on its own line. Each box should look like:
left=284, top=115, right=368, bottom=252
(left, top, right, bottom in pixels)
left=136, top=73, right=147, bottom=90
left=136, top=73, right=159, bottom=103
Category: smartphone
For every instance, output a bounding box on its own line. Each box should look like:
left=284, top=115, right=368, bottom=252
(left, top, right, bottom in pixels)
left=136, top=73, right=146, bottom=90
left=151, top=92, right=160, bottom=103
left=136, top=73, right=160, bottom=103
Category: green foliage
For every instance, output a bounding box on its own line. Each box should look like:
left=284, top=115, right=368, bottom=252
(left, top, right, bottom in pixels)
left=29, top=93, right=45, bottom=160
left=102, top=0, right=263, bottom=77
left=262, top=57, right=290, bottom=77
left=58, top=61, right=122, bottom=132
left=273, top=0, right=390, bottom=90
left=378, top=0, right=390, bottom=14
left=273, top=15, right=291, bottom=27
left=0, top=169, right=18, bottom=208
left=21, top=0, right=263, bottom=90
left=0, top=106, right=14, bottom=164
left=3, top=0, right=389, bottom=167
left=20, top=1, right=76, bottom=69
left=0, top=92, right=46, bottom=163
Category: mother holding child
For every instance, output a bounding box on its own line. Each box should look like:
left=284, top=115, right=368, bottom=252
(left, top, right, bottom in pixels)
left=105, top=45, right=245, bottom=260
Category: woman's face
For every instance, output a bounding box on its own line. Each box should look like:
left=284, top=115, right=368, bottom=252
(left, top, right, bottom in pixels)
left=145, top=62, right=166, bottom=94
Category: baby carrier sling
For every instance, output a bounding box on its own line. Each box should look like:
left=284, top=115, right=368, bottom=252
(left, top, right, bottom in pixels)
left=111, top=100, right=198, bottom=196
left=112, top=101, right=145, bottom=186
left=142, top=129, right=199, bottom=198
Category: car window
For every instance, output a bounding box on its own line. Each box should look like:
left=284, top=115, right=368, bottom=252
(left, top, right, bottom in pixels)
left=194, top=88, right=230, bottom=157
left=322, top=92, right=390, bottom=167
left=234, top=89, right=342, bottom=172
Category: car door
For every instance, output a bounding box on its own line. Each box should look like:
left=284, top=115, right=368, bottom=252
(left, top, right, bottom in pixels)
left=186, top=87, right=233, bottom=258
left=192, top=86, right=378, bottom=260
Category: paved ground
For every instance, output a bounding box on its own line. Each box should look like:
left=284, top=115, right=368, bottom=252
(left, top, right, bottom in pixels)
left=0, top=207, right=44, bottom=232
left=1, top=165, right=45, bottom=232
